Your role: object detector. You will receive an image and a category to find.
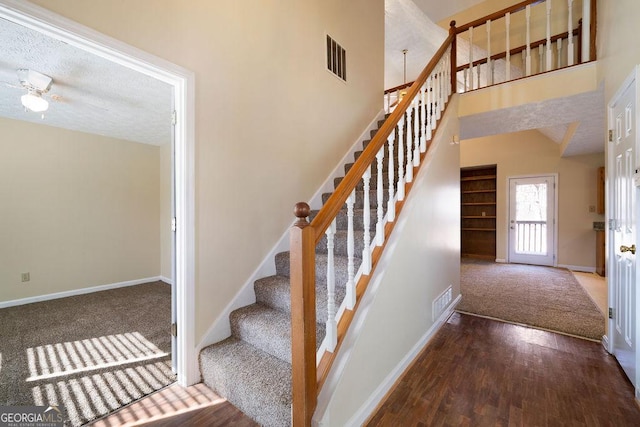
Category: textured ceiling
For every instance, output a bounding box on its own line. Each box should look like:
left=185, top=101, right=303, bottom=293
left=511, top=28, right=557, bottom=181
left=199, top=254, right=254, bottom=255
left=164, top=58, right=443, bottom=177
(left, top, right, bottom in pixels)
left=387, top=0, right=605, bottom=157
left=0, top=17, right=172, bottom=146
left=459, top=86, right=606, bottom=157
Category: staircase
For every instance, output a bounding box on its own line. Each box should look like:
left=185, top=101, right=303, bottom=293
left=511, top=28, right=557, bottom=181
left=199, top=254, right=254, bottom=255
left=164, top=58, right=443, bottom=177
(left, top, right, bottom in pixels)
left=199, top=117, right=396, bottom=426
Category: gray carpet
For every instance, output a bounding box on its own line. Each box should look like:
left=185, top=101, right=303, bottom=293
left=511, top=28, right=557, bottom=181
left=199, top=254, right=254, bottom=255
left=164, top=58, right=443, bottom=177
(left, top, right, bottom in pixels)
left=0, top=281, right=175, bottom=426
left=457, top=259, right=606, bottom=340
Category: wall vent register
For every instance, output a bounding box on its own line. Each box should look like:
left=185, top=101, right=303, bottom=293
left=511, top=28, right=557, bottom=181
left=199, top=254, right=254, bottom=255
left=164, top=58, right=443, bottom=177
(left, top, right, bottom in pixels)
left=326, top=34, right=346, bottom=81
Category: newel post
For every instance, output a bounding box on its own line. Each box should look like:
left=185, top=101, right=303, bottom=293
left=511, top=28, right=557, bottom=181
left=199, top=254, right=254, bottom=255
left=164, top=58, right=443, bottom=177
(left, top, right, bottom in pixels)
left=450, top=20, right=457, bottom=94
left=290, top=202, right=317, bottom=427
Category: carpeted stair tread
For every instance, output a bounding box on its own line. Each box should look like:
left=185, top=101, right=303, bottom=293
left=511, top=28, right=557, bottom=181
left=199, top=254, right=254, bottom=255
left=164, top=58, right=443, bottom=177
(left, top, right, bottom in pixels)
left=230, top=303, right=325, bottom=363
left=309, top=208, right=377, bottom=231
left=199, top=337, right=292, bottom=427
left=334, top=174, right=397, bottom=191
left=317, top=229, right=372, bottom=257
left=322, top=189, right=390, bottom=209
left=254, top=275, right=347, bottom=324
left=275, top=251, right=359, bottom=286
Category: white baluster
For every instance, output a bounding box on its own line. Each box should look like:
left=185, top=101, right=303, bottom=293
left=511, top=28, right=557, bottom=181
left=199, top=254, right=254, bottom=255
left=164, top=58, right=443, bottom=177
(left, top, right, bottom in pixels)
left=387, top=130, right=395, bottom=222
left=526, top=5, right=532, bottom=76
left=362, top=166, right=371, bottom=274
left=486, top=20, right=492, bottom=85
left=582, top=0, right=591, bottom=63
left=397, top=117, right=405, bottom=201
left=325, top=218, right=337, bottom=351
left=546, top=0, right=552, bottom=71
left=463, top=68, right=468, bottom=92
left=420, top=85, right=427, bottom=152
left=413, top=97, right=420, bottom=167
left=567, top=0, right=574, bottom=66
left=476, top=60, right=481, bottom=89
left=506, top=12, right=511, bottom=81
left=539, top=45, right=544, bottom=73
left=405, top=106, right=413, bottom=183
left=469, top=26, right=474, bottom=91
left=386, top=92, right=390, bottom=114
left=426, top=76, right=432, bottom=141
left=375, top=146, right=384, bottom=246
left=345, top=190, right=356, bottom=309
left=436, top=65, right=443, bottom=120
left=557, top=38, right=563, bottom=69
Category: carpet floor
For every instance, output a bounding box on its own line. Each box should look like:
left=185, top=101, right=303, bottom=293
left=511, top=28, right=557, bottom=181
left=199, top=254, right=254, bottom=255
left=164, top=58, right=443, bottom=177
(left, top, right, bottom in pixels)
left=0, top=281, right=175, bottom=426
left=457, top=259, right=605, bottom=341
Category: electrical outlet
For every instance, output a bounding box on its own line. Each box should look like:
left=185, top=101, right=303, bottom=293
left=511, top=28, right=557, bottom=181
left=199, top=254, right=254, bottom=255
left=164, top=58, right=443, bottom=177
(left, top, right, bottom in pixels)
left=21, top=272, right=30, bottom=282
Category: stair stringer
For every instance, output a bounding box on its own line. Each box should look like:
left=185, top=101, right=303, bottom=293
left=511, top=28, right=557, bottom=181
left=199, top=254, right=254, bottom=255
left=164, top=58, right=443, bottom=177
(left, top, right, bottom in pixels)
left=196, top=109, right=386, bottom=352
left=313, top=95, right=462, bottom=427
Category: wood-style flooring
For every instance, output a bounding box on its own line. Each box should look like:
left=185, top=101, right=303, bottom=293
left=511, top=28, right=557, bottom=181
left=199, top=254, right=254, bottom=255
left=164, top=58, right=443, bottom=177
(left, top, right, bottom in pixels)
left=367, top=312, right=640, bottom=426
left=90, top=383, right=256, bottom=426
left=92, top=312, right=640, bottom=426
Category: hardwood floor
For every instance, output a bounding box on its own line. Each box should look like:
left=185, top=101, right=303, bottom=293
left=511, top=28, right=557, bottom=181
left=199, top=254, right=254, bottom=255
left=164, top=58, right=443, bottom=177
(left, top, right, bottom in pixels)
left=90, top=383, right=257, bottom=427
left=367, top=312, right=640, bottom=426
left=93, top=313, right=639, bottom=426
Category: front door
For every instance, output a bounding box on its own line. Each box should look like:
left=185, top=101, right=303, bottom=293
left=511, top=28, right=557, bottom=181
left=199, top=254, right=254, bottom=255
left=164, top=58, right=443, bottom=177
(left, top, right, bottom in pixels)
left=609, top=67, right=638, bottom=389
left=508, top=175, right=556, bottom=266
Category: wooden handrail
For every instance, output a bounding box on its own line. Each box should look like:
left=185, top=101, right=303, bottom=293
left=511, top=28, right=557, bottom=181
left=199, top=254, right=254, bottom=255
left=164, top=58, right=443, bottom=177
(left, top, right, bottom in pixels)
left=383, top=81, right=413, bottom=95
left=309, top=33, right=455, bottom=244
left=455, top=0, right=544, bottom=34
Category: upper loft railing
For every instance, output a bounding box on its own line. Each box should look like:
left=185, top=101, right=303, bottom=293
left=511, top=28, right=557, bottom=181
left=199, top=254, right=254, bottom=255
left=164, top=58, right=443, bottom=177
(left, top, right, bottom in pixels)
left=385, top=0, right=597, bottom=109
left=292, top=0, right=596, bottom=425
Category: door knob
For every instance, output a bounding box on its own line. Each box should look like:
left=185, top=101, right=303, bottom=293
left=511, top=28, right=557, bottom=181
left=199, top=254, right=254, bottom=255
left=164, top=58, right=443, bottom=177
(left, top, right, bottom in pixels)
left=620, top=244, right=636, bottom=254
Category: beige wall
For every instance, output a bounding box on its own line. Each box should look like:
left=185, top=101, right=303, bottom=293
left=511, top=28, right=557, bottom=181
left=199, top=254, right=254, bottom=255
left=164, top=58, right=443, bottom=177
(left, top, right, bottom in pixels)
left=320, top=97, right=461, bottom=425
left=597, top=0, right=640, bottom=101
left=29, top=0, right=385, bottom=341
left=0, top=117, right=161, bottom=302
left=461, top=129, right=604, bottom=268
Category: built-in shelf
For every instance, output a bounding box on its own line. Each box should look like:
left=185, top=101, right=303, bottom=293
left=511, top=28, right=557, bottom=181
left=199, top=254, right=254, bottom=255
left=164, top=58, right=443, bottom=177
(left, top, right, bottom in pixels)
left=461, top=165, right=497, bottom=259
left=462, top=202, right=497, bottom=206
left=460, top=174, right=497, bottom=181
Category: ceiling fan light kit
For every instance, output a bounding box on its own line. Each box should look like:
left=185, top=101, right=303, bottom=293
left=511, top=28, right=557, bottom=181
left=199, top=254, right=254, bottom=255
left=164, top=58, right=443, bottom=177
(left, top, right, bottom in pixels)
left=21, top=90, right=49, bottom=112
left=16, top=68, right=53, bottom=113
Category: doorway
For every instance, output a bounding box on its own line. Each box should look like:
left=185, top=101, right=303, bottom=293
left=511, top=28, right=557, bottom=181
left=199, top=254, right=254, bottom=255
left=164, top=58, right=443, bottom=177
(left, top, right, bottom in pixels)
left=608, top=65, right=638, bottom=393
left=508, top=175, right=557, bottom=266
left=0, top=1, right=196, bottom=385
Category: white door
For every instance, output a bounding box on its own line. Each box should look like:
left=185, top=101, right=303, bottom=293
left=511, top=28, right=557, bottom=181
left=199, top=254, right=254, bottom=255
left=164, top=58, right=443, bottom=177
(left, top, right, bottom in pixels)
left=609, top=68, right=638, bottom=390
left=508, top=176, right=556, bottom=266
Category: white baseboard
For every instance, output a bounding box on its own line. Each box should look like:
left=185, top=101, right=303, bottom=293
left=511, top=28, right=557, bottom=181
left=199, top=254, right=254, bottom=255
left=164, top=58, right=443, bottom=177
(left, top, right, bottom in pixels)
left=0, top=276, right=163, bottom=309
left=196, top=110, right=386, bottom=352
left=344, top=294, right=462, bottom=427
left=495, top=258, right=507, bottom=263
left=601, top=334, right=610, bottom=352
left=160, top=275, right=174, bottom=286
left=559, top=264, right=596, bottom=273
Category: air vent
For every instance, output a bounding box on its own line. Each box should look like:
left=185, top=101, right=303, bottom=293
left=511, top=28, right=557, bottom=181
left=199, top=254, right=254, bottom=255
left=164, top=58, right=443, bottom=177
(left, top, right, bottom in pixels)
left=326, top=35, right=346, bottom=81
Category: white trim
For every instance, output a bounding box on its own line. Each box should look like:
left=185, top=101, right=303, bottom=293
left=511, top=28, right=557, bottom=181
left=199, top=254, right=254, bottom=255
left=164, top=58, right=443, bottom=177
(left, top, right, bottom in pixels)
left=602, top=334, right=610, bottom=352
left=161, top=276, right=174, bottom=286
left=495, top=258, right=507, bottom=263
left=559, top=264, right=596, bottom=273
left=197, top=110, right=385, bottom=351
left=0, top=277, right=164, bottom=309
left=343, top=295, right=461, bottom=427
left=0, top=0, right=197, bottom=386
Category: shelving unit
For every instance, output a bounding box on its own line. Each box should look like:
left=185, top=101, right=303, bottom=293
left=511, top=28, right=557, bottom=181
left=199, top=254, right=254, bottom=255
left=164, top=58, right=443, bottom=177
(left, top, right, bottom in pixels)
left=461, top=165, right=497, bottom=259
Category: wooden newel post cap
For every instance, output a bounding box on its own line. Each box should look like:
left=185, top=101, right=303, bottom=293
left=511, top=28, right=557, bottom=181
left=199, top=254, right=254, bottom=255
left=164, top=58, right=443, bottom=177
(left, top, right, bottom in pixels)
left=293, top=202, right=310, bottom=227
left=450, top=20, right=456, bottom=28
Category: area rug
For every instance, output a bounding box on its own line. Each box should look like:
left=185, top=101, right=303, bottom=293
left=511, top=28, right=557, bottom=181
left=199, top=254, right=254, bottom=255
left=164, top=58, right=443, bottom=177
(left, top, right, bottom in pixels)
left=0, top=281, right=175, bottom=426
left=457, top=259, right=605, bottom=340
